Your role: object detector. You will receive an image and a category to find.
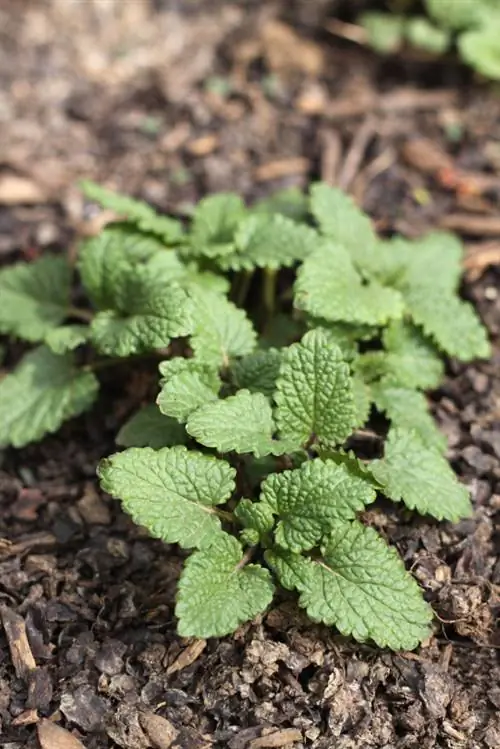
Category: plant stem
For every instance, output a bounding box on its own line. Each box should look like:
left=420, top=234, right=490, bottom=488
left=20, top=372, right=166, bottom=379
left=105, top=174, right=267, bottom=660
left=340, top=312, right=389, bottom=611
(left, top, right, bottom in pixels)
left=263, top=268, right=277, bottom=319
left=235, top=546, right=255, bottom=571
left=215, top=508, right=235, bottom=524
left=233, top=269, right=254, bottom=308
left=68, top=306, right=94, bottom=323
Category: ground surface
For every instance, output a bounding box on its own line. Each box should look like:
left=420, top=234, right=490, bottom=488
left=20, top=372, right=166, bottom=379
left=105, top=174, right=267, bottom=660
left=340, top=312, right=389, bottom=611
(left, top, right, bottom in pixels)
left=0, top=2, right=499, bottom=748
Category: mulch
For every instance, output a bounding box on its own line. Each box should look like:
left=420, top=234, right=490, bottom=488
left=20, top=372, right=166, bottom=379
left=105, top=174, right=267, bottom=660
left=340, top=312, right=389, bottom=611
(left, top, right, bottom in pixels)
left=0, top=2, right=499, bottom=747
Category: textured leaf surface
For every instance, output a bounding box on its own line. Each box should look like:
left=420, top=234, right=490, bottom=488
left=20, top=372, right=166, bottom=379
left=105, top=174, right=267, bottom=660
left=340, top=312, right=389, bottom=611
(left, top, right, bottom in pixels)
left=0, top=347, right=98, bottom=448
left=372, top=384, right=447, bottom=453
left=266, top=521, right=432, bottom=650
left=190, top=291, right=257, bottom=366
left=231, top=348, right=282, bottom=398
left=187, top=390, right=282, bottom=457
left=90, top=278, right=192, bottom=356
left=371, top=428, right=472, bottom=521
left=234, top=498, right=275, bottom=541
left=260, top=459, right=376, bottom=552
left=157, top=358, right=220, bottom=423
left=176, top=534, right=274, bottom=637
left=352, top=376, right=372, bottom=428
left=99, top=446, right=235, bottom=550
left=0, top=256, right=71, bottom=341
left=189, top=193, right=245, bottom=258
left=295, top=243, right=403, bottom=325
left=275, top=330, right=356, bottom=448
left=45, top=325, right=89, bottom=354
left=219, top=214, right=319, bottom=270
left=81, top=181, right=183, bottom=242
left=116, top=404, right=187, bottom=449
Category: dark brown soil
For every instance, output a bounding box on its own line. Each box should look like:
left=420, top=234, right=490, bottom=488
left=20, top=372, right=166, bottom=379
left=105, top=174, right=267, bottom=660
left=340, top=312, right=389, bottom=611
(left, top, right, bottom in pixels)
left=0, top=2, right=499, bottom=748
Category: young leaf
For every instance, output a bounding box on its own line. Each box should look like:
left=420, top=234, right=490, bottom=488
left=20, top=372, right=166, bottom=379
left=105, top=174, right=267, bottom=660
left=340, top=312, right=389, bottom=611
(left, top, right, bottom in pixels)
left=147, top=251, right=230, bottom=295
left=0, top=346, right=98, bottom=448
left=266, top=520, right=432, bottom=650
left=371, top=384, right=447, bottom=453
left=234, top=498, right=275, bottom=540
left=116, top=404, right=187, bottom=449
left=188, top=193, right=246, bottom=259
left=294, top=243, right=403, bottom=326
left=405, top=16, right=451, bottom=54
left=176, top=533, right=275, bottom=637
left=307, top=318, right=375, bottom=361
left=190, top=290, right=257, bottom=367
left=260, top=459, right=376, bottom=552
left=219, top=214, right=319, bottom=270
left=405, top=285, right=491, bottom=361
left=275, top=329, right=356, bottom=448
left=352, top=375, right=372, bottom=428
left=90, top=275, right=192, bottom=357
left=359, top=12, right=405, bottom=53
left=187, top=390, right=282, bottom=457
left=370, top=428, right=472, bottom=521
left=99, top=446, right=235, bottom=550
left=45, top=325, right=89, bottom=354
left=252, top=186, right=308, bottom=221
left=157, top=358, right=220, bottom=423
left=0, top=256, right=71, bottom=342
left=80, top=181, right=184, bottom=243
left=458, top=23, right=500, bottom=79
left=231, top=348, right=282, bottom=399
left=424, top=0, right=489, bottom=30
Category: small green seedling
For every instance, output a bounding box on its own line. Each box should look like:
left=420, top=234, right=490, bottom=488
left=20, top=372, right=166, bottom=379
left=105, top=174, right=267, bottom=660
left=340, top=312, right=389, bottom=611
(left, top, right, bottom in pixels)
left=0, top=180, right=490, bottom=650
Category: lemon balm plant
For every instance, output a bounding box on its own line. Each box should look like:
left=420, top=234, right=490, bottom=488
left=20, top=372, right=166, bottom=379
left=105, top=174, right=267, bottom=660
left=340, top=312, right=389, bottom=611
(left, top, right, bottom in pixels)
left=0, top=181, right=490, bottom=650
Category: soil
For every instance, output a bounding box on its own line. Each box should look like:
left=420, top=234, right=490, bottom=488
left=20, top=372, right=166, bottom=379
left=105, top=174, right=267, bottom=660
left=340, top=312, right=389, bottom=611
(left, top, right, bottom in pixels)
left=1, top=2, right=500, bottom=748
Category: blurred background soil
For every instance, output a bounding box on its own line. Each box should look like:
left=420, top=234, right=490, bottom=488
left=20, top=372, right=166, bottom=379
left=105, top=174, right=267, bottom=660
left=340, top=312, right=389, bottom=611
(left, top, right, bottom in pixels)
left=0, top=2, right=499, bottom=748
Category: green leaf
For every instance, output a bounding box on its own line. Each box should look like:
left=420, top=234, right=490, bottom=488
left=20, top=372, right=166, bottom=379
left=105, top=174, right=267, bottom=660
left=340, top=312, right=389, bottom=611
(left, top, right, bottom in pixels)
left=187, top=390, right=283, bottom=457
left=45, top=325, right=89, bottom=354
left=176, top=533, right=275, bottom=637
left=231, top=348, right=282, bottom=398
left=116, top=404, right=187, bottom=449
left=266, top=520, right=432, bottom=650
left=252, top=186, right=308, bottom=221
left=219, top=214, right=319, bottom=270
left=356, top=321, right=444, bottom=390
left=275, top=329, right=356, bottom=448
left=0, top=256, right=71, bottom=342
left=234, top=498, right=275, bottom=541
left=188, top=193, right=246, bottom=258
left=260, top=459, right=376, bottom=552
left=404, top=286, right=490, bottom=361
left=90, top=275, right=192, bottom=357
left=371, top=428, right=472, bottom=521
left=309, top=183, right=377, bottom=269
left=306, top=318, right=374, bottom=361
left=459, top=24, right=500, bottom=79
left=294, top=243, right=403, bottom=326
left=190, top=290, right=257, bottom=367
left=424, top=0, right=491, bottom=30
left=352, top=375, right=372, bottom=428
left=371, top=384, right=447, bottom=453
left=399, top=232, right=464, bottom=293
left=78, top=230, right=134, bottom=310
left=157, top=358, right=220, bottom=423
left=145, top=251, right=230, bottom=295
left=0, top=346, right=98, bottom=448
left=405, top=17, right=451, bottom=54
left=80, top=181, right=183, bottom=243
left=359, top=12, right=405, bottom=53
left=98, top=446, right=235, bottom=550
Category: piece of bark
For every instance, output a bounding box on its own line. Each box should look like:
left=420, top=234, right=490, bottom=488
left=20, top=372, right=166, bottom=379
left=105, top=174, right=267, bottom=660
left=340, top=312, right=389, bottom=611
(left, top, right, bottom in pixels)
left=139, top=712, right=178, bottom=749
left=37, top=719, right=87, bottom=749
left=0, top=605, right=37, bottom=678
left=249, top=728, right=303, bottom=748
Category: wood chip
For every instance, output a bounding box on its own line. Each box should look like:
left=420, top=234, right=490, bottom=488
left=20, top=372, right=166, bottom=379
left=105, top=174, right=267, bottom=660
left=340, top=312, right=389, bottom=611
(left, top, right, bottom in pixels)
left=186, top=134, right=218, bottom=157
left=401, top=137, right=454, bottom=175
left=77, top=484, right=111, bottom=525
left=0, top=173, right=47, bottom=204
left=325, top=88, right=457, bottom=122
left=440, top=214, right=500, bottom=236
left=249, top=728, right=302, bottom=748
left=167, top=638, right=206, bottom=676
left=12, top=708, right=39, bottom=726
left=138, top=712, right=178, bottom=749
left=37, top=719, right=87, bottom=749
left=261, top=20, right=323, bottom=77
left=254, top=158, right=309, bottom=182
left=0, top=605, right=37, bottom=678
left=464, top=242, right=500, bottom=280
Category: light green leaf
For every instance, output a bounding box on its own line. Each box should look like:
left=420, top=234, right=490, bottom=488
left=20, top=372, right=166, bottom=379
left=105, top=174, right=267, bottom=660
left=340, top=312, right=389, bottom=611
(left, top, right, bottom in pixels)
left=275, top=329, right=356, bottom=448
left=359, top=12, right=405, bottom=53
left=231, top=348, right=282, bottom=398
left=187, top=390, right=283, bottom=457
left=356, top=321, right=444, bottom=390
left=190, top=290, right=257, bottom=367
left=260, top=459, right=376, bottom=552
left=0, top=256, right=71, bottom=341
left=157, top=358, right=220, bottom=423
left=404, top=286, right=490, bottom=361
left=78, top=230, right=135, bottom=310
left=405, top=16, right=451, bottom=54
left=0, top=346, right=98, bottom=448
left=266, top=521, right=432, bottom=650
left=219, top=214, right=319, bottom=270
left=80, top=181, right=183, bottom=243
left=234, top=498, right=275, bottom=541
left=45, top=325, right=89, bottom=354
left=90, top=275, right=192, bottom=357
left=116, top=404, right=187, bottom=449
left=399, top=232, right=464, bottom=293
left=176, top=533, right=275, bottom=637
left=146, top=251, right=230, bottom=295
left=188, top=193, right=246, bottom=258
left=352, top=375, right=372, bottom=428
left=371, top=384, right=447, bottom=453
left=306, top=318, right=375, bottom=361
left=252, top=186, right=308, bottom=221
left=424, top=0, right=491, bottom=30
left=371, top=428, right=472, bottom=521
left=294, top=243, right=403, bottom=325
left=98, top=446, right=235, bottom=550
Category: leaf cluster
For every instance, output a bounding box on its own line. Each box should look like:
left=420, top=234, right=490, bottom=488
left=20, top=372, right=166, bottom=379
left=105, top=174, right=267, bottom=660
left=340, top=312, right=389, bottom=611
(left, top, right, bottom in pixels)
left=0, top=180, right=490, bottom=650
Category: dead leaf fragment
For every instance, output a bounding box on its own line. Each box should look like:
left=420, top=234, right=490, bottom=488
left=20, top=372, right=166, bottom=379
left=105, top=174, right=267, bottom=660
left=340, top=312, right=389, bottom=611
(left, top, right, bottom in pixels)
left=0, top=605, right=37, bottom=678
left=254, top=158, right=309, bottom=182
left=249, top=728, right=302, bottom=748
left=37, top=719, right=87, bottom=749
left=139, top=712, right=178, bottom=749
left=186, top=135, right=219, bottom=157
left=260, top=20, right=323, bottom=77
left=0, top=173, right=46, bottom=204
